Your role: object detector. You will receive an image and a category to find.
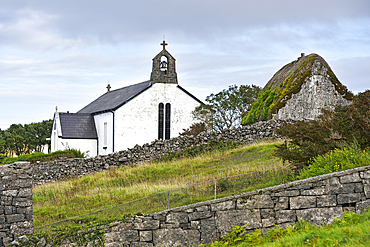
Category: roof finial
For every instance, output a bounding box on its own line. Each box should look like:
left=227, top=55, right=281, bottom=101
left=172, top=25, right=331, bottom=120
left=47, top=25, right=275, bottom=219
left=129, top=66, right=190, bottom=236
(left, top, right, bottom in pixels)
left=107, top=84, right=111, bottom=92
left=55, top=106, right=58, bottom=112
left=160, top=40, right=168, bottom=50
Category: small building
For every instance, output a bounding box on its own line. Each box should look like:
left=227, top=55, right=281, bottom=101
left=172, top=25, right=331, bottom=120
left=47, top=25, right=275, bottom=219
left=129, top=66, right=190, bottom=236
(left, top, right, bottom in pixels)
left=51, top=41, right=202, bottom=157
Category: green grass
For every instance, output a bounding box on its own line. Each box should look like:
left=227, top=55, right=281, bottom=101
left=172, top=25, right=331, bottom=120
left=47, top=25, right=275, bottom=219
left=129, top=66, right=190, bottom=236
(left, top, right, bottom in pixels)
left=205, top=210, right=370, bottom=247
left=33, top=140, right=286, bottom=228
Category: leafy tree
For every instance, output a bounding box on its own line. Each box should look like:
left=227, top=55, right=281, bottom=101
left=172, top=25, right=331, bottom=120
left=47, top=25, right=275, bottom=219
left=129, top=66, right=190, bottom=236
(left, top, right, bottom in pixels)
left=25, top=120, right=53, bottom=153
left=275, top=90, right=370, bottom=165
left=180, top=122, right=207, bottom=137
left=2, top=124, right=30, bottom=156
left=193, top=84, right=261, bottom=131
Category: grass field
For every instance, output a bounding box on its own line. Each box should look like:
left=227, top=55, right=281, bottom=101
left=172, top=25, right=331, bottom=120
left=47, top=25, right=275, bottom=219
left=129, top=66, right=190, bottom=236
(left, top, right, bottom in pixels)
left=33, top=140, right=288, bottom=228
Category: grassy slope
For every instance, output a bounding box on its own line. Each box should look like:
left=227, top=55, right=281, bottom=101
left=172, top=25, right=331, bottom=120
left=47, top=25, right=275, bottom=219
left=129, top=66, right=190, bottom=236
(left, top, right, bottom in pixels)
left=33, top=140, right=285, bottom=227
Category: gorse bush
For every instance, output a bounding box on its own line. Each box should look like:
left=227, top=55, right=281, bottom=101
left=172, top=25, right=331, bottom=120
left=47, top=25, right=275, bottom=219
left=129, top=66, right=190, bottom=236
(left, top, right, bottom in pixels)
left=297, top=144, right=370, bottom=180
left=275, top=90, right=370, bottom=165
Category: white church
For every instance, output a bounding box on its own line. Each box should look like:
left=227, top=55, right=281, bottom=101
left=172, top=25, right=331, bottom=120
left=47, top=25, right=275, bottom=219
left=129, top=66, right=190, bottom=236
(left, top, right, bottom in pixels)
left=51, top=41, right=202, bottom=157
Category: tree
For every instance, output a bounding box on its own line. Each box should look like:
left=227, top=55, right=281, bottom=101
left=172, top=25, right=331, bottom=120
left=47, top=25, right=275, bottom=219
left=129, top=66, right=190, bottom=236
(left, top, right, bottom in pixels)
left=25, top=120, right=53, bottom=153
left=275, top=90, right=370, bottom=165
left=193, top=84, right=261, bottom=131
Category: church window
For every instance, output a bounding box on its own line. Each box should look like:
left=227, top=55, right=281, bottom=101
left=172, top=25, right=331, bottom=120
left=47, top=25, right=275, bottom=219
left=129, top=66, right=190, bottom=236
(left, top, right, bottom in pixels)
left=160, top=56, right=168, bottom=72
left=165, top=103, right=171, bottom=140
left=104, top=122, right=107, bottom=147
left=158, top=103, right=164, bottom=139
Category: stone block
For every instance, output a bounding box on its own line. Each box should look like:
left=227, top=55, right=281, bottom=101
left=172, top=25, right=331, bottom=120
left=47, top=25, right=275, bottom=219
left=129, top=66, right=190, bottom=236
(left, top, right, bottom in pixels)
left=18, top=188, right=32, bottom=197
left=195, top=205, right=209, bottom=212
left=119, top=230, right=139, bottom=242
left=356, top=200, right=370, bottom=214
left=134, top=220, right=159, bottom=230
left=326, top=184, right=355, bottom=194
left=12, top=198, right=32, bottom=207
left=317, top=195, right=337, bottom=207
left=239, top=195, right=274, bottom=209
left=131, top=242, right=153, bottom=247
left=190, top=221, right=200, bottom=230
left=364, top=184, right=370, bottom=198
left=1, top=196, right=13, bottom=206
left=290, top=196, right=316, bottom=209
left=296, top=207, right=342, bottom=225
left=337, top=193, right=361, bottom=205
left=361, top=170, right=370, bottom=179
left=271, top=190, right=300, bottom=197
left=5, top=206, right=15, bottom=215
left=0, top=216, right=5, bottom=224
left=260, top=209, right=274, bottom=219
left=262, top=217, right=275, bottom=228
left=188, top=211, right=212, bottom=221
left=166, top=212, right=188, bottom=224
left=354, top=183, right=363, bottom=193
left=216, top=209, right=261, bottom=235
left=301, top=187, right=326, bottom=196
left=153, top=229, right=200, bottom=247
left=139, top=231, right=152, bottom=242
left=275, top=197, right=288, bottom=210
left=6, top=214, right=24, bottom=223
left=340, top=173, right=361, bottom=183
left=200, top=218, right=217, bottom=244
left=275, top=210, right=296, bottom=224
left=211, top=200, right=235, bottom=211
left=2, top=190, right=18, bottom=197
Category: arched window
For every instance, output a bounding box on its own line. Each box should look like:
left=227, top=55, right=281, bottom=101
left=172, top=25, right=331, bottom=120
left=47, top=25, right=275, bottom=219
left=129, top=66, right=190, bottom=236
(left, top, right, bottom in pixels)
left=158, top=103, right=164, bottom=140
left=160, top=56, right=168, bottom=72
left=165, top=103, right=171, bottom=140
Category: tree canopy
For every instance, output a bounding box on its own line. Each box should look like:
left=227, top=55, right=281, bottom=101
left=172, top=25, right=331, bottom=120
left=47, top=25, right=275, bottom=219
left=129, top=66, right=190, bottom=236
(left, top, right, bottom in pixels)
left=192, top=84, right=261, bottom=131
left=0, top=119, right=53, bottom=157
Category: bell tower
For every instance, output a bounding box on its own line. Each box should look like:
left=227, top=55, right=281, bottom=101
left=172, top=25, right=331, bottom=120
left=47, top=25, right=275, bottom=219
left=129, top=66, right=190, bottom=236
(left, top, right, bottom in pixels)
left=150, top=41, right=178, bottom=84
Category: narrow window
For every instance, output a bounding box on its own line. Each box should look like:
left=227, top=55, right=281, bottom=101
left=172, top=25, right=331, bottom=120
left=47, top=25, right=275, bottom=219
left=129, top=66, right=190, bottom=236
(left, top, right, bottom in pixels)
left=54, top=132, right=56, bottom=150
left=104, top=122, right=107, bottom=146
left=158, top=103, right=164, bottom=139
left=165, top=103, right=171, bottom=140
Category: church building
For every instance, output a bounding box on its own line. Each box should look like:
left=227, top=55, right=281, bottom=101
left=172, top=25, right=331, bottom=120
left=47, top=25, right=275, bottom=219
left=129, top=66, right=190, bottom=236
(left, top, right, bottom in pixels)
left=51, top=41, right=202, bottom=157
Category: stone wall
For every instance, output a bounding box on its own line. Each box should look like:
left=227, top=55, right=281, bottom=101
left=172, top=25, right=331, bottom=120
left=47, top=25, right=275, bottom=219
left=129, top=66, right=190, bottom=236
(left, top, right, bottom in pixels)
left=32, top=119, right=284, bottom=185
left=96, top=164, right=370, bottom=247
left=0, top=162, right=33, bottom=246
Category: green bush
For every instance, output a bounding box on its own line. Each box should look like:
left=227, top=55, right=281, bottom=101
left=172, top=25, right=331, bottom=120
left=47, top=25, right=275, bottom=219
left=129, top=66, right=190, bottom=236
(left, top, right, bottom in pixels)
left=0, top=148, right=85, bottom=165
left=275, top=90, right=370, bottom=165
left=298, top=144, right=370, bottom=180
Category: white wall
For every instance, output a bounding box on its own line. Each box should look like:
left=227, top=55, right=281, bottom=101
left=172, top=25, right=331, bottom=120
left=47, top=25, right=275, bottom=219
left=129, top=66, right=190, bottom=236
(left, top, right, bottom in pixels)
left=114, top=83, right=200, bottom=151
left=50, top=113, right=62, bottom=153
left=94, top=112, right=114, bottom=155
left=57, top=138, right=97, bottom=157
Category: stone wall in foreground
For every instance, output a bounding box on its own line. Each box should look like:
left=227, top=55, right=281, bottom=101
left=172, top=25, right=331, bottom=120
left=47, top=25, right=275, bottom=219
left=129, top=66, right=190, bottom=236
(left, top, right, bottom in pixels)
left=32, top=120, right=284, bottom=186
left=0, top=163, right=33, bottom=246
left=97, top=165, right=370, bottom=247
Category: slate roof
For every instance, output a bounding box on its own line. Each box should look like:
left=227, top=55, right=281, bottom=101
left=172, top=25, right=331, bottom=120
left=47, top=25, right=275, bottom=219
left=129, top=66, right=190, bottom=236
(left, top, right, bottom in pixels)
left=78, top=81, right=152, bottom=114
left=59, top=113, right=97, bottom=139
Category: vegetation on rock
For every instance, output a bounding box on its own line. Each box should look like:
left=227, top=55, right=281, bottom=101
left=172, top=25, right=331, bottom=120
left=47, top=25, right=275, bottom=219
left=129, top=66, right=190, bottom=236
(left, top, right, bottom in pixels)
left=242, top=54, right=353, bottom=125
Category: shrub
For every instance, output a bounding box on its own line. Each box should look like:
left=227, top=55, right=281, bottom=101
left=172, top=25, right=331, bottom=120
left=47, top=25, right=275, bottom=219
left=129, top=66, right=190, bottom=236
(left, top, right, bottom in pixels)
left=298, top=144, right=370, bottom=179
left=275, top=90, right=370, bottom=165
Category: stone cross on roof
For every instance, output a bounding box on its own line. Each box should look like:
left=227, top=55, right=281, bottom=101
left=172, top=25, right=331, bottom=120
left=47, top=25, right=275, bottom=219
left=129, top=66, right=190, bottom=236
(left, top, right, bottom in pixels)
left=160, top=40, right=168, bottom=50
left=106, top=84, right=111, bottom=92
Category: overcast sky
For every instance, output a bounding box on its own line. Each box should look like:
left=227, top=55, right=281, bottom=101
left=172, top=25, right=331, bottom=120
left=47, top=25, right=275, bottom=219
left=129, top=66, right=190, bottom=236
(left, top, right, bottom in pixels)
left=1, top=0, right=369, bottom=129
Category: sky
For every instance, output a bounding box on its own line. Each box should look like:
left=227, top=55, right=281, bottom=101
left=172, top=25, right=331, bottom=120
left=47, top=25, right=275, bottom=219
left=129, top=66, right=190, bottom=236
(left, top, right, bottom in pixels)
left=1, top=0, right=369, bottom=130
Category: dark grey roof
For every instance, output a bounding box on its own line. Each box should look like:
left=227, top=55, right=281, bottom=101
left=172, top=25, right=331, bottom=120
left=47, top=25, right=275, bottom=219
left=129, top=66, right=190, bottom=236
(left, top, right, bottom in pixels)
left=59, top=113, right=97, bottom=139
left=78, top=81, right=152, bottom=114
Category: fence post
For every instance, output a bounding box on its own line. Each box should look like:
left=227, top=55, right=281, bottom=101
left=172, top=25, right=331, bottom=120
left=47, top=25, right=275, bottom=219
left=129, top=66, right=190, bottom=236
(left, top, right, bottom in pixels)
left=168, top=190, right=170, bottom=210
left=214, top=179, right=217, bottom=199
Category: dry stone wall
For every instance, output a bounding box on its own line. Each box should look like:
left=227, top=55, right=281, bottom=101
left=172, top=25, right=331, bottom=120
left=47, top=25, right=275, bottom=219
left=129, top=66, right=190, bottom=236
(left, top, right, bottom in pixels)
left=95, top=165, right=370, bottom=247
left=32, top=119, right=285, bottom=185
left=0, top=163, right=33, bottom=246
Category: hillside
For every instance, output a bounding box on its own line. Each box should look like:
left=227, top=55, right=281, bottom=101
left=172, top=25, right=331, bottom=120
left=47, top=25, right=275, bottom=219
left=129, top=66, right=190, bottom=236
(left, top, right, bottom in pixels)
left=242, top=53, right=353, bottom=124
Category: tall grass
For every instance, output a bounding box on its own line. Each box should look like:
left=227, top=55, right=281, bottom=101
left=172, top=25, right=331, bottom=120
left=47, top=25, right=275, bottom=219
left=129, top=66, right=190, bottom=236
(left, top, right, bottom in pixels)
left=33, top=140, right=285, bottom=228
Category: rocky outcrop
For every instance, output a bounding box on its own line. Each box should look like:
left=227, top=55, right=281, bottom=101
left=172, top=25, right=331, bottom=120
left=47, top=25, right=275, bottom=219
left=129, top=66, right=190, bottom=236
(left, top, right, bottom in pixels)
left=243, top=53, right=353, bottom=124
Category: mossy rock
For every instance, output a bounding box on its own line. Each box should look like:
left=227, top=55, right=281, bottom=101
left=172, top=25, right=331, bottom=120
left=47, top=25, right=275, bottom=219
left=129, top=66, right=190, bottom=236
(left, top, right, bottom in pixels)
left=242, top=54, right=353, bottom=125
